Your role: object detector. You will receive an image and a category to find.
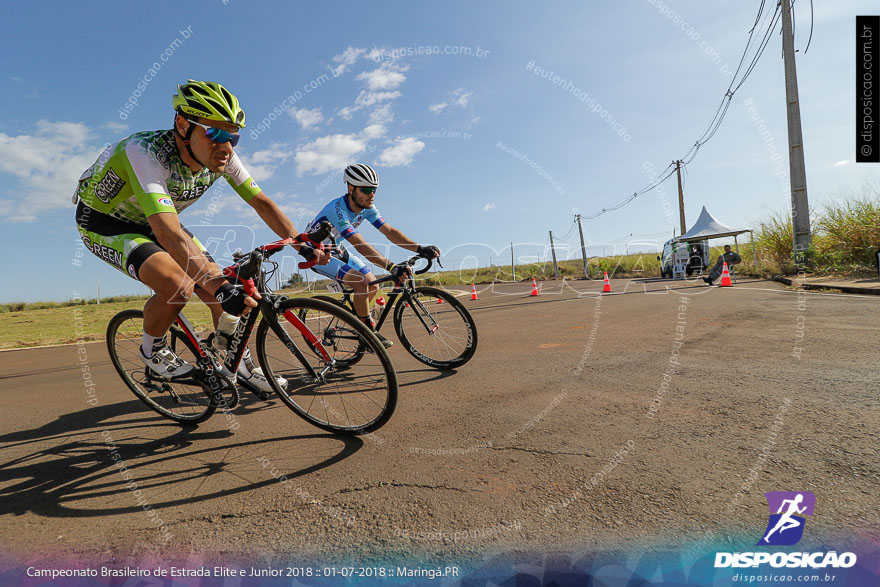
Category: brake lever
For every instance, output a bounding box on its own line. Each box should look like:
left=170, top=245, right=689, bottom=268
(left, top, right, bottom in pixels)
left=295, top=222, right=332, bottom=269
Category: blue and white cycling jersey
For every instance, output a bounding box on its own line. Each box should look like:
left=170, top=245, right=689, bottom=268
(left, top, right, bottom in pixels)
left=305, top=194, right=388, bottom=281
left=306, top=194, right=387, bottom=243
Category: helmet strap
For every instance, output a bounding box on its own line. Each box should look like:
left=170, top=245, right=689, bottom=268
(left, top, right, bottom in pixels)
left=345, top=188, right=363, bottom=213
left=173, top=113, right=209, bottom=171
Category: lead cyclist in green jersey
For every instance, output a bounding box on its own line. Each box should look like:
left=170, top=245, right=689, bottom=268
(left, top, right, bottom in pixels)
left=74, top=80, right=330, bottom=389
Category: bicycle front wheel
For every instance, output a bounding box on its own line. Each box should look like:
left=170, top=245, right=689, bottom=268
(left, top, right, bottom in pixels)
left=296, top=295, right=365, bottom=367
left=255, top=298, right=397, bottom=434
left=393, top=286, right=478, bottom=370
left=106, top=310, right=216, bottom=424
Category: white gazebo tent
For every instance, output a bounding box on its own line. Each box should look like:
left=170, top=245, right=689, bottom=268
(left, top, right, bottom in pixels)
left=676, top=206, right=754, bottom=268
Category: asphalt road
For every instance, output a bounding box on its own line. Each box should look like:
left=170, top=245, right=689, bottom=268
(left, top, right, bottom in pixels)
left=1, top=276, right=878, bottom=568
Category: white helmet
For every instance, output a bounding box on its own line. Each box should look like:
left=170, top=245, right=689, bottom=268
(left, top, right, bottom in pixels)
left=344, top=163, right=379, bottom=187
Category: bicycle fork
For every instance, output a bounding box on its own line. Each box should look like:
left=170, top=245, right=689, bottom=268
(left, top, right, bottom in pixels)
left=403, top=292, right=440, bottom=335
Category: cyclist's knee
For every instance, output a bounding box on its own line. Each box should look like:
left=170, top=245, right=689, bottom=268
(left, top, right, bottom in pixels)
left=159, top=279, right=194, bottom=304
left=344, top=271, right=369, bottom=292
left=139, top=254, right=194, bottom=302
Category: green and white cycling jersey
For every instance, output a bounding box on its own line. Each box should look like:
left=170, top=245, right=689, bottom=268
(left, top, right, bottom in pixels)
left=73, top=129, right=261, bottom=225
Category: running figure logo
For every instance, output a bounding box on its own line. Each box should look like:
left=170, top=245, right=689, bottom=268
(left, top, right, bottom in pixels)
left=758, top=491, right=816, bottom=546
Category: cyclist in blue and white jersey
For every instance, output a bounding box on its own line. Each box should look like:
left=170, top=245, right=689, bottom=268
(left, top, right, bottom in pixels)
left=304, top=163, right=440, bottom=347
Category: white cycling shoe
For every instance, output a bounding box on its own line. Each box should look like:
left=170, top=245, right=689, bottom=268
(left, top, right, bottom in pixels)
left=139, top=346, right=195, bottom=380
left=237, top=364, right=288, bottom=392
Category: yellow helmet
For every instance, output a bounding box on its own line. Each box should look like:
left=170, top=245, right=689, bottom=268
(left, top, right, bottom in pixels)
left=172, top=79, right=246, bottom=127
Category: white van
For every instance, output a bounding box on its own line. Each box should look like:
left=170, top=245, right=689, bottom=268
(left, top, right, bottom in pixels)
left=658, top=238, right=710, bottom=278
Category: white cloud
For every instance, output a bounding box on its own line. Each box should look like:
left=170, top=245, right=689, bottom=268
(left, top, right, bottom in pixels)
left=368, top=104, right=394, bottom=126
left=452, top=89, right=474, bottom=107
left=238, top=142, right=292, bottom=180
left=356, top=64, right=408, bottom=91
left=338, top=90, right=402, bottom=120
left=295, top=133, right=367, bottom=176
left=429, top=89, right=474, bottom=114
left=288, top=106, right=324, bottom=130
left=377, top=137, right=425, bottom=167
left=833, top=160, right=850, bottom=167
left=331, top=46, right=366, bottom=74
left=0, top=120, right=102, bottom=222
left=482, top=203, right=495, bottom=212
left=361, top=124, right=387, bottom=140
left=101, top=121, right=129, bottom=133
left=269, top=192, right=316, bottom=224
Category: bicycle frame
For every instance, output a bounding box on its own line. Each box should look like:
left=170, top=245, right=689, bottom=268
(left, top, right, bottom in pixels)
left=333, top=272, right=439, bottom=336
left=168, top=244, right=337, bottom=394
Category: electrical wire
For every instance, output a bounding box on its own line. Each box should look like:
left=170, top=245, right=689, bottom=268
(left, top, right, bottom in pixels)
left=805, top=0, right=814, bottom=53
left=580, top=1, right=782, bottom=222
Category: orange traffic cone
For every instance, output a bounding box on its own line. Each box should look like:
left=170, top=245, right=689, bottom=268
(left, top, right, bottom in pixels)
left=602, top=271, right=612, bottom=293
left=719, top=262, right=733, bottom=287
left=470, top=284, right=478, bottom=300
left=530, top=277, right=539, bottom=296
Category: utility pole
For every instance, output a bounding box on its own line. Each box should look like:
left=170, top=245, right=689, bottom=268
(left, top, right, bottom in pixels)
left=780, top=0, right=812, bottom=256
left=510, top=241, right=515, bottom=281
left=575, top=214, right=590, bottom=279
left=674, top=160, right=686, bottom=236
left=549, top=230, right=559, bottom=278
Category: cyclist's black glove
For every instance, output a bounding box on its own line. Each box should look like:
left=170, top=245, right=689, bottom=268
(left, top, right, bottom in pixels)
left=417, top=244, right=441, bottom=259
left=215, top=282, right=248, bottom=316
left=297, top=243, right=316, bottom=262
left=387, top=262, right=413, bottom=282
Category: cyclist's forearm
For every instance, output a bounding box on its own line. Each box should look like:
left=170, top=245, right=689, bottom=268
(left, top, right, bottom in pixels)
left=352, top=241, right=392, bottom=269
left=251, top=194, right=297, bottom=239
left=382, top=226, right=418, bottom=251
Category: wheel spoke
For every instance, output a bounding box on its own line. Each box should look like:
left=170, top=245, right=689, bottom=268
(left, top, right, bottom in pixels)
left=257, top=298, right=396, bottom=434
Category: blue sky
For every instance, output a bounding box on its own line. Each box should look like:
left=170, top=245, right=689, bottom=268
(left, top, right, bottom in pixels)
left=0, top=1, right=875, bottom=302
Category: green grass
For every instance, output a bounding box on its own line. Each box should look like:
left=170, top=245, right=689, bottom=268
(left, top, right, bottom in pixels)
left=0, top=298, right=217, bottom=351
left=414, top=254, right=661, bottom=287
left=747, top=189, right=880, bottom=276
left=3, top=188, right=877, bottom=350
left=0, top=289, right=340, bottom=350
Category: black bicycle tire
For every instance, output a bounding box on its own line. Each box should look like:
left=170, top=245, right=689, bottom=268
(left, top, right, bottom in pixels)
left=393, top=286, right=478, bottom=370
left=255, top=297, right=398, bottom=434
left=106, top=309, right=216, bottom=424
left=296, top=295, right=366, bottom=367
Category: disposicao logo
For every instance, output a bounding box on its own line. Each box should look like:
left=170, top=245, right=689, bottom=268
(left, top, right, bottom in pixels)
left=759, top=491, right=815, bottom=546
left=714, top=491, right=857, bottom=570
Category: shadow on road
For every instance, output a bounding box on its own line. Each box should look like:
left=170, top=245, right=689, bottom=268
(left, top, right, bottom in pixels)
left=395, top=367, right=457, bottom=388
left=0, top=397, right=362, bottom=519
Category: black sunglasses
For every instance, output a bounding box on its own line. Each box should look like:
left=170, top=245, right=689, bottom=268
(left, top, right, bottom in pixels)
left=358, top=186, right=377, bottom=195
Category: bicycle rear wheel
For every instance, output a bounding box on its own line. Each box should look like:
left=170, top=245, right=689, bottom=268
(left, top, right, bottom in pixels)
left=106, top=310, right=216, bottom=424
left=255, top=298, right=397, bottom=435
left=392, top=286, right=478, bottom=370
left=296, top=295, right=365, bottom=366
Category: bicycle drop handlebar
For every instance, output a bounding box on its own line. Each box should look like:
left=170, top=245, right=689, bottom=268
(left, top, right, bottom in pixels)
left=222, top=221, right=334, bottom=295
left=368, top=253, right=440, bottom=287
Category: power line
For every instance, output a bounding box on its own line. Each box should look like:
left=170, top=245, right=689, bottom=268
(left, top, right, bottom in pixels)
left=580, top=1, right=783, bottom=221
